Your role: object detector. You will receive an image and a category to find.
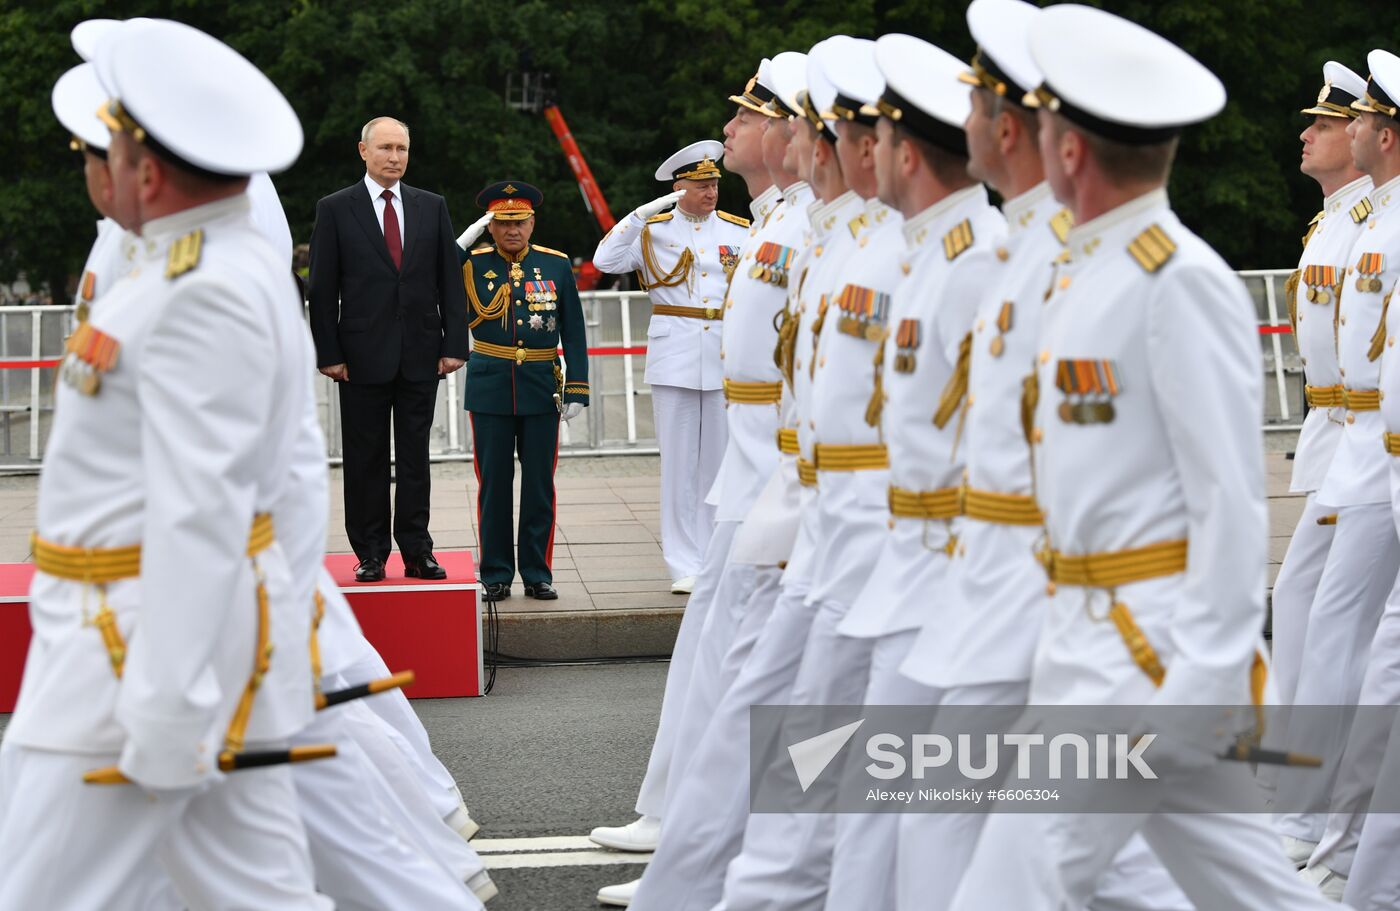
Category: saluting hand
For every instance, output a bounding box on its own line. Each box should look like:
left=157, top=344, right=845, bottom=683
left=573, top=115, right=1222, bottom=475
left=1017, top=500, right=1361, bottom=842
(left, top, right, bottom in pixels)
left=634, top=189, right=687, bottom=220
left=455, top=213, right=494, bottom=251
left=438, top=357, right=465, bottom=376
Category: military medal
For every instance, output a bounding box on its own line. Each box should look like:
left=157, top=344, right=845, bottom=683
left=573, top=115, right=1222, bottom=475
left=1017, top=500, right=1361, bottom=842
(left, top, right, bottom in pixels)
left=748, top=242, right=795, bottom=287
left=509, top=261, right=524, bottom=284
left=528, top=313, right=544, bottom=330
left=893, top=319, right=921, bottom=373
left=1055, top=358, right=1120, bottom=424
left=718, top=245, right=740, bottom=278
left=989, top=301, right=1012, bottom=358
left=545, top=316, right=557, bottom=332
left=834, top=284, right=890, bottom=341
left=1356, top=253, right=1385, bottom=293
left=1302, top=265, right=1337, bottom=306
left=60, top=322, right=120, bottom=396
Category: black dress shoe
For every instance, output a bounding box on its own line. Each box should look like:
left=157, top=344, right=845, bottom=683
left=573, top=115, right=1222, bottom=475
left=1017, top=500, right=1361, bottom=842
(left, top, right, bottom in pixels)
left=482, top=582, right=511, bottom=602
left=354, top=559, right=385, bottom=583
left=523, top=581, right=558, bottom=600
left=403, top=553, right=447, bottom=580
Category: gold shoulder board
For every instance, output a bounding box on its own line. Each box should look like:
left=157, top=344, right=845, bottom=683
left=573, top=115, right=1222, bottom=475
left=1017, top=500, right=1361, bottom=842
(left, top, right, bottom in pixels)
left=530, top=244, right=570, bottom=258
left=165, top=229, right=204, bottom=280
left=1351, top=198, right=1374, bottom=224
left=470, top=245, right=494, bottom=255
left=943, top=219, right=974, bottom=261
left=1127, top=223, right=1176, bottom=274
left=717, top=210, right=751, bottom=227
left=1049, top=209, right=1073, bottom=245
left=646, top=212, right=674, bottom=224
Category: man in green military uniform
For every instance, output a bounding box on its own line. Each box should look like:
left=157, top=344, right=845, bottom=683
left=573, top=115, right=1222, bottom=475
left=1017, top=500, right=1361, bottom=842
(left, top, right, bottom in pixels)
left=459, top=181, right=588, bottom=601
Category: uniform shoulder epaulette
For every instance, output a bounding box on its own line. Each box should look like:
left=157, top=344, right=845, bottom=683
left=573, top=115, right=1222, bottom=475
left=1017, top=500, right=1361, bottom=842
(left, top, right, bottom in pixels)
left=1351, top=198, right=1374, bottom=224
left=943, top=219, right=974, bottom=261
left=1126, top=223, right=1176, bottom=274
left=717, top=210, right=751, bottom=228
left=165, top=228, right=204, bottom=280
left=646, top=212, right=674, bottom=224
left=470, top=245, right=494, bottom=255
left=1048, top=208, right=1073, bottom=245
left=1302, top=209, right=1324, bottom=248
left=531, top=244, right=570, bottom=258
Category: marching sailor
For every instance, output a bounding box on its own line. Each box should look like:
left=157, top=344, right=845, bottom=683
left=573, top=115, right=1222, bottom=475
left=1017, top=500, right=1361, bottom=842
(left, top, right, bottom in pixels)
left=948, top=8, right=1343, bottom=908
left=0, top=18, right=328, bottom=909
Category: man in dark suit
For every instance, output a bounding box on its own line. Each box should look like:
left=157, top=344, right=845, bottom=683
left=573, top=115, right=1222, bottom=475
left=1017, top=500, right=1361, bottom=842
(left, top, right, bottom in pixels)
left=309, top=116, right=468, bottom=582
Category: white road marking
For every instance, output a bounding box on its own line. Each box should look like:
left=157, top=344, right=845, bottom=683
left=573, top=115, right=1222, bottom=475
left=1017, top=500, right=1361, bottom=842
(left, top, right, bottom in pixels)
left=483, top=850, right=652, bottom=869
left=472, top=835, right=654, bottom=869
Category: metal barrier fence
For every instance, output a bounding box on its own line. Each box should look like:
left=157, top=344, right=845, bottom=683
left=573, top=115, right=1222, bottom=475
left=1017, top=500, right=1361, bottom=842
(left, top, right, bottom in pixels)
left=0, top=272, right=1306, bottom=468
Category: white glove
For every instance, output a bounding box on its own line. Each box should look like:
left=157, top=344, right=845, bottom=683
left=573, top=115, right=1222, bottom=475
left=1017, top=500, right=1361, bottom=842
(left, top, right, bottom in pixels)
left=562, top=402, right=583, bottom=422
left=634, top=190, right=686, bottom=220
left=456, top=212, right=494, bottom=250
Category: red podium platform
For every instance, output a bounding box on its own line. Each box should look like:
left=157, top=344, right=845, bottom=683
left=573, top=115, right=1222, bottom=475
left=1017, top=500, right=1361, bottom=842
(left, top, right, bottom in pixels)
left=0, top=551, right=482, bottom=713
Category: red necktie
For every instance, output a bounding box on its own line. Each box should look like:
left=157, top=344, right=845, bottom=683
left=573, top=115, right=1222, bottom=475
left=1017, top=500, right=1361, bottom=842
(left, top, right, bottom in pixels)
left=381, top=189, right=402, bottom=269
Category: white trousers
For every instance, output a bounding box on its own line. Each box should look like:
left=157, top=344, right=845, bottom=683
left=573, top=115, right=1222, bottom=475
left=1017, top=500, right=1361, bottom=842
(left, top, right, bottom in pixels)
left=950, top=761, right=1341, bottom=911
left=717, top=598, right=876, bottom=911
left=0, top=744, right=329, bottom=911
left=635, top=519, right=740, bottom=818
left=631, top=571, right=784, bottom=911
left=336, top=649, right=464, bottom=821
left=1269, top=492, right=1339, bottom=707
left=825, top=629, right=939, bottom=911
left=895, top=681, right=1191, bottom=911
left=660, top=555, right=770, bottom=809
left=652, top=384, right=726, bottom=580
left=1276, top=501, right=1398, bottom=844
left=1310, top=570, right=1400, bottom=885
left=293, top=704, right=482, bottom=911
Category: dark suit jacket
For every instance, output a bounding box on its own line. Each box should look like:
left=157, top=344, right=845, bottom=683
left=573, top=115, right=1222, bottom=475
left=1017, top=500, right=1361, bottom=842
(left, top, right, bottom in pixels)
left=308, top=180, right=468, bottom=384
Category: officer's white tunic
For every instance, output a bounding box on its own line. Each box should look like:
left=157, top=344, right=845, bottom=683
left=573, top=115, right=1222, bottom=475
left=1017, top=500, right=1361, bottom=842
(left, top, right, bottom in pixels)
left=0, top=194, right=329, bottom=910
left=1268, top=174, right=1372, bottom=731
left=594, top=196, right=758, bottom=580
left=1306, top=173, right=1400, bottom=904
left=892, top=184, right=1187, bottom=911
left=1277, top=175, right=1400, bottom=848
left=949, top=189, right=1337, bottom=911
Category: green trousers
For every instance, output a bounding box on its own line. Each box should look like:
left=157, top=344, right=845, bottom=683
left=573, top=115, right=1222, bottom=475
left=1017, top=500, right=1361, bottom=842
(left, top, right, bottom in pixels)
left=468, top=411, right=559, bottom=585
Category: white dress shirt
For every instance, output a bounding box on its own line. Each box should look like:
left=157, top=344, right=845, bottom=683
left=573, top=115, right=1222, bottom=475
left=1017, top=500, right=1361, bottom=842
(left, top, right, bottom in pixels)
left=364, top=173, right=405, bottom=246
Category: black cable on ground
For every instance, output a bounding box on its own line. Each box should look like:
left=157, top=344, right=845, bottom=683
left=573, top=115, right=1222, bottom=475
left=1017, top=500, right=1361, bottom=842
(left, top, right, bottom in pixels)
left=484, top=652, right=671, bottom=670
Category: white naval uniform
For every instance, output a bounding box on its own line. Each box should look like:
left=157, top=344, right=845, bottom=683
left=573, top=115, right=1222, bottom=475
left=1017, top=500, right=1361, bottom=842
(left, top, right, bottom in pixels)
left=1306, top=174, right=1400, bottom=904
left=949, top=189, right=1336, bottom=911
left=593, top=197, right=759, bottom=580
left=708, top=192, right=898, bottom=911
left=821, top=185, right=1003, bottom=911
left=893, top=184, right=1187, bottom=911
left=613, top=191, right=770, bottom=824
left=1276, top=177, right=1400, bottom=848
left=627, top=182, right=816, bottom=911
left=1266, top=175, right=1372, bottom=761
left=73, top=216, right=134, bottom=323
left=0, top=194, right=328, bottom=910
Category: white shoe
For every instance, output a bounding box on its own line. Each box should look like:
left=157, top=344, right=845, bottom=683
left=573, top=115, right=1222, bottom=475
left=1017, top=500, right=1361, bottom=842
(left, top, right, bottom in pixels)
left=589, top=815, right=662, bottom=852
left=597, top=878, right=640, bottom=907
left=670, top=576, right=696, bottom=594
left=466, top=870, right=499, bottom=903
left=446, top=806, right=481, bottom=841
left=1281, top=835, right=1318, bottom=869
left=1300, top=864, right=1347, bottom=901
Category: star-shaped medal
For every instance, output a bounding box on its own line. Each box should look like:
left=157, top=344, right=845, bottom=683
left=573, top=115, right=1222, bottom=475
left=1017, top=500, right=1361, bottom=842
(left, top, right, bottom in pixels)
left=529, top=313, right=544, bottom=330
left=546, top=316, right=557, bottom=332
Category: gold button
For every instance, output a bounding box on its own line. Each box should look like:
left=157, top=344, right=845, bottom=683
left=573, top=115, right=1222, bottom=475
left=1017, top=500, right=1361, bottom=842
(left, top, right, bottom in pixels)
left=888, top=518, right=896, bottom=530
left=699, top=248, right=706, bottom=253
left=1341, top=314, right=1347, bottom=325
left=517, top=318, right=523, bottom=325
left=795, top=359, right=802, bottom=369
left=720, top=351, right=725, bottom=360
left=819, top=356, right=826, bottom=367
left=703, top=297, right=710, bottom=303
left=1059, top=275, right=1071, bottom=290
left=996, top=247, right=1009, bottom=261
left=1032, top=427, right=1044, bottom=443
left=1347, top=412, right=1356, bottom=424
left=967, top=394, right=976, bottom=407
left=702, top=271, right=709, bottom=277
left=1039, top=350, right=1050, bottom=365
left=958, top=543, right=967, bottom=557
left=1341, top=367, right=1347, bottom=376
left=1297, top=312, right=1302, bottom=321
left=976, top=320, right=985, bottom=332
left=901, top=263, right=911, bottom=275
left=704, top=325, right=710, bottom=332
left=1046, top=581, right=1057, bottom=597
left=517, top=340, right=524, bottom=346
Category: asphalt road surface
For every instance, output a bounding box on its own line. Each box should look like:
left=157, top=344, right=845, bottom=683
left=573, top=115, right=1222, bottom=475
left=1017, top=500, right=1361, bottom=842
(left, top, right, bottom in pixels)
left=1, top=660, right=670, bottom=911
left=425, top=661, right=668, bottom=910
